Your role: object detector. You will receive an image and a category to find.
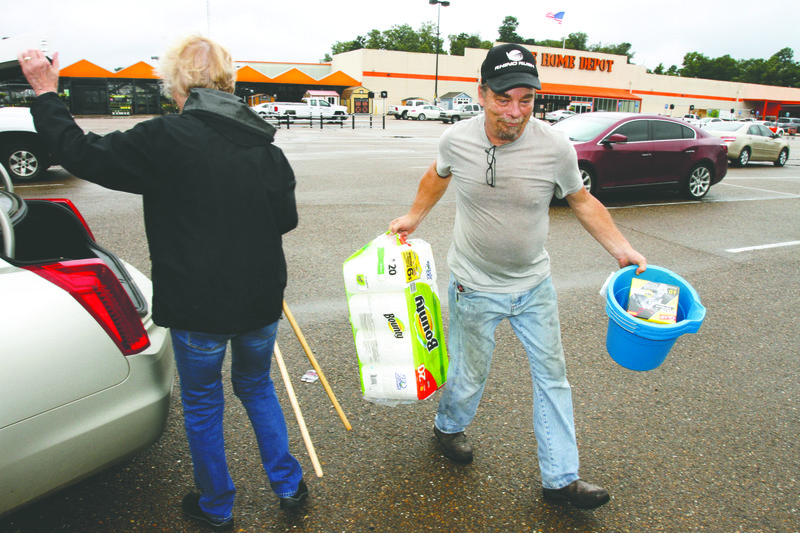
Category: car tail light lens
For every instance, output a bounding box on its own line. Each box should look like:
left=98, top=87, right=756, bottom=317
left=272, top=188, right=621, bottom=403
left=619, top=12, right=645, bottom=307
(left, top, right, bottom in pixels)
left=23, top=259, right=150, bottom=355
left=719, top=136, right=737, bottom=145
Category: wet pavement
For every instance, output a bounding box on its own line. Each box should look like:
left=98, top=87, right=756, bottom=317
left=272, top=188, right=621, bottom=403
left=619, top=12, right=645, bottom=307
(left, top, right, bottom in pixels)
left=1, top=117, right=799, bottom=532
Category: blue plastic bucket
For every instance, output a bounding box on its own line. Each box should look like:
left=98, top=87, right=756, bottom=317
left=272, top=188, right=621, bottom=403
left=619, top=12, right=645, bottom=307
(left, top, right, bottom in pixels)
left=605, top=265, right=706, bottom=371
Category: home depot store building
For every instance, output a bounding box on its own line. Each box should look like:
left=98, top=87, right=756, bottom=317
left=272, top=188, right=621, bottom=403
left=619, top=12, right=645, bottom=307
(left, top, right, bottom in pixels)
left=52, top=43, right=800, bottom=120
left=328, top=44, right=800, bottom=120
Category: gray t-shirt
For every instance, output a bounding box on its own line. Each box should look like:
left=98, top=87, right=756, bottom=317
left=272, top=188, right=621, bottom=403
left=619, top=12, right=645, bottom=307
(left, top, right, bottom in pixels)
left=436, top=114, right=583, bottom=293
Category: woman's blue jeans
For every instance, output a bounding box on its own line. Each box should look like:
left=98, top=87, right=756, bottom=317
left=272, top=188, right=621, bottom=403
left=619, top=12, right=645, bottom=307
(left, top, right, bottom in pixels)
left=171, top=322, right=303, bottom=521
left=435, top=274, right=580, bottom=490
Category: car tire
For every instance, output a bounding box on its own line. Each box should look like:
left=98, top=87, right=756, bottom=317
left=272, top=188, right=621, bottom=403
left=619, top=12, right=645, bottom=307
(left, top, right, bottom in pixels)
left=417, top=113, right=426, bottom=121
left=3, top=143, right=47, bottom=182
left=774, top=148, right=789, bottom=167
left=579, top=164, right=596, bottom=196
left=683, top=163, right=712, bottom=200
left=451, top=115, right=461, bottom=123
left=736, top=147, right=751, bottom=167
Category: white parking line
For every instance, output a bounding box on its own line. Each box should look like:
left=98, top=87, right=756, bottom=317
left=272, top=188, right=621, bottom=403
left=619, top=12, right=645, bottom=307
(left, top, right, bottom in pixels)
left=719, top=182, right=800, bottom=196
left=726, top=241, right=800, bottom=253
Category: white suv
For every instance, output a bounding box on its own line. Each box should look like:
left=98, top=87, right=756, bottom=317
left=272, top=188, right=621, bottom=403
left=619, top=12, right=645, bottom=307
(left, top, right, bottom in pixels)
left=0, top=106, right=54, bottom=181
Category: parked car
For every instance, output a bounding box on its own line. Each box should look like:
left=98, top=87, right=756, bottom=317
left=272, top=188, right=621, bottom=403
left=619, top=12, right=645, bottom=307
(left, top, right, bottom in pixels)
left=776, top=117, right=800, bottom=136
left=755, top=120, right=785, bottom=136
left=440, top=103, right=482, bottom=123
left=545, top=109, right=577, bottom=123
left=407, top=105, right=445, bottom=121
left=0, top=168, right=174, bottom=517
left=0, top=106, right=54, bottom=182
left=704, top=122, right=790, bottom=167
left=696, top=117, right=727, bottom=128
left=551, top=112, right=728, bottom=199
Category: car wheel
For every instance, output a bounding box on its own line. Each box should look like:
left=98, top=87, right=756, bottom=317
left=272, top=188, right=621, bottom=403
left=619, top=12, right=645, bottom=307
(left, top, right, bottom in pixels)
left=579, top=165, right=596, bottom=195
left=417, top=113, right=426, bottom=121
left=451, top=115, right=461, bottom=123
left=774, top=148, right=789, bottom=167
left=737, top=147, right=751, bottom=167
left=3, top=143, right=46, bottom=182
left=683, top=163, right=712, bottom=200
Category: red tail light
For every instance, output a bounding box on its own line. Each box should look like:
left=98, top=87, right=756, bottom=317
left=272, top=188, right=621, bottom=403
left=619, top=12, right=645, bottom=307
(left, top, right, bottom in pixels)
left=23, top=259, right=150, bottom=355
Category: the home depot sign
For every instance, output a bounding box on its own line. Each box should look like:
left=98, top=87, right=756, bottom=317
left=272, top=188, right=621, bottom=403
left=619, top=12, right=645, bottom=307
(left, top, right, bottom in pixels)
left=534, top=52, right=615, bottom=73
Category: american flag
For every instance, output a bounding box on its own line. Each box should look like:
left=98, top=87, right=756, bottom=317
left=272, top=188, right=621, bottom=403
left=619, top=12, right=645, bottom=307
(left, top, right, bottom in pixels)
left=546, top=11, right=565, bottom=24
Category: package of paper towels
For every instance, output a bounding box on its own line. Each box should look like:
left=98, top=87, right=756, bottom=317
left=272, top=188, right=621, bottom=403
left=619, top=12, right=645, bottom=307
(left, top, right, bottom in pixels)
left=343, top=233, right=448, bottom=405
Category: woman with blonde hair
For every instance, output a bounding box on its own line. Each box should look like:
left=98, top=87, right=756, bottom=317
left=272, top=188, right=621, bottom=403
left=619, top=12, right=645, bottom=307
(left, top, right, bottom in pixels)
left=19, top=35, right=307, bottom=531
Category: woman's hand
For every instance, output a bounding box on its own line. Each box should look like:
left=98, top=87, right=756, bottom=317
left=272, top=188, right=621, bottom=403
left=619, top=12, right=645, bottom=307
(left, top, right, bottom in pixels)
left=18, top=49, right=60, bottom=96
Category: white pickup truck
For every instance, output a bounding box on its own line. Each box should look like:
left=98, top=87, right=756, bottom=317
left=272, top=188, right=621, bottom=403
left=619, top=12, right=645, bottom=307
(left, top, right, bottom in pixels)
left=252, top=97, right=348, bottom=121
left=387, top=99, right=432, bottom=120
left=440, top=103, right=483, bottom=124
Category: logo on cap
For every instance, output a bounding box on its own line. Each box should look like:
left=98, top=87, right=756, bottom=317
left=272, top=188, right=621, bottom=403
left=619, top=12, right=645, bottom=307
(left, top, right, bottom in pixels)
left=506, top=50, right=524, bottom=62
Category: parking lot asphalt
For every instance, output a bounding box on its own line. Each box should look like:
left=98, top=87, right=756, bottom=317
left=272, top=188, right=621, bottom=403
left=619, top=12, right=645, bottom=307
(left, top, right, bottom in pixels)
left=2, top=117, right=799, bottom=533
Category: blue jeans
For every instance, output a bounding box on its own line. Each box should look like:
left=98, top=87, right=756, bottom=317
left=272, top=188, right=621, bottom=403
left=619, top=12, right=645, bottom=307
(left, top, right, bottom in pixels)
left=171, top=322, right=303, bottom=521
left=435, top=274, right=580, bottom=489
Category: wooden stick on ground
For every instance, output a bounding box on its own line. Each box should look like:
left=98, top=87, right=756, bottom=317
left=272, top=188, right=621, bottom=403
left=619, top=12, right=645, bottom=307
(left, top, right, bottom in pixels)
left=274, top=341, right=324, bottom=478
left=283, top=300, right=353, bottom=431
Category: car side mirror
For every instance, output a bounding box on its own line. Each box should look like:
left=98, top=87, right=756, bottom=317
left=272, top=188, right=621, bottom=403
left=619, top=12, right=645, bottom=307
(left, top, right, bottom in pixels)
left=603, top=133, right=628, bottom=144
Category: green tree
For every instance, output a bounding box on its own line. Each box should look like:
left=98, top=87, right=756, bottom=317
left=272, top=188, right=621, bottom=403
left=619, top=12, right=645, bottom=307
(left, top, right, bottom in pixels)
left=498, top=16, right=524, bottom=44
left=448, top=33, right=491, bottom=56
left=589, top=42, right=634, bottom=63
left=331, top=36, right=366, bottom=55
left=761, top=47, right=800, bottom=87
left=679, top=51, right=710, bottom=78
left=417, top=21, right=443, bottom=54
left=365, top=29, right=385, bottom=49
left=537, top=39, right=562, bottom=48
left=565, top=32, right=588, bottom=51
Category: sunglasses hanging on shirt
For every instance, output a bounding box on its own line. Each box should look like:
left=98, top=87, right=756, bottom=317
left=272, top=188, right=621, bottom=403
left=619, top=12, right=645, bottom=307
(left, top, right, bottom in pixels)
left=485, top=145, right=496, bottom=187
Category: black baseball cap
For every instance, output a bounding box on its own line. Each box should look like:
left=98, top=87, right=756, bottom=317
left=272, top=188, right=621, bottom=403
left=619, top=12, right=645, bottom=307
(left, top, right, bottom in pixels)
left=480, top=43, right=542, bottom=92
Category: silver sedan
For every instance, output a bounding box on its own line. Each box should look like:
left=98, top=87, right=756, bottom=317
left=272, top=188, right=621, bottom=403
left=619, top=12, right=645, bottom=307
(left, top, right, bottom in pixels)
left=705, top=122, right=790, bottom=166
left=0, top=168, right=174, bottom=518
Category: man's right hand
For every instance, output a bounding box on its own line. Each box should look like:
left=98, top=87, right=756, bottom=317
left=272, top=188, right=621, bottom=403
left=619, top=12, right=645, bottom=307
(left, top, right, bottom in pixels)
left=388, top=214, right=420, bottom=238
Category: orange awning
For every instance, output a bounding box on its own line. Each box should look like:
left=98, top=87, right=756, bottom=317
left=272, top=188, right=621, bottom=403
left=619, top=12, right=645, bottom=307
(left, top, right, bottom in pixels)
left=540, top=83, right=641, bottom=101
left=60, top=60, right=114, bottom=78
left=235, top=66, right=273, bottom=83
left=113, top=61, right=158, bottom=79
left=317, top=70, right=361, bottom=86
left=271, top=68, right=318, bottom=85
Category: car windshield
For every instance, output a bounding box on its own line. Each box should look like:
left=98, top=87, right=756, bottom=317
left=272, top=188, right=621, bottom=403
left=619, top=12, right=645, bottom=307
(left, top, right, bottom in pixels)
left=551, top=114, right=620, bottom=142
left=704, top=122, right=742, bottom=131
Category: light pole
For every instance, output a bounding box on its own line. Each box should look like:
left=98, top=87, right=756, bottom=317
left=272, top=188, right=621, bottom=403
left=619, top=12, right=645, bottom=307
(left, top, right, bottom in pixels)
left=429, top=0, right=450, bottom=106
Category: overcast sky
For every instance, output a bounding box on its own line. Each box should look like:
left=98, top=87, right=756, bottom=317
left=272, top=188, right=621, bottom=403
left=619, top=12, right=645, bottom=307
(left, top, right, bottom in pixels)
left=4, top=0, right=799, bottom=73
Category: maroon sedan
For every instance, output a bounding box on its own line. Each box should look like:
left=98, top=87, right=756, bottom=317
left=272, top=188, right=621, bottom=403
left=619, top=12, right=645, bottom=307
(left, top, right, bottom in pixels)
left=551, top=112, right=728, bottom=200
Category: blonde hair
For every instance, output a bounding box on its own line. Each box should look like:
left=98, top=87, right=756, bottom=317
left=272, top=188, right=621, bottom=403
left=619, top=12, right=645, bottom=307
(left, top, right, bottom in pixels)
left=158, top=35, right=235, bottom=100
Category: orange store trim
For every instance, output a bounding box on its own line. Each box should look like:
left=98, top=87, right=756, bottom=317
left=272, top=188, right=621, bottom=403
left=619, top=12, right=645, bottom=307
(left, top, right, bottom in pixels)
left=363, top=71, right=478, bottom=83
left=540, top=83, right=641, bottom=101
left=362, top=73, right=640, bottom=100
left=631, top=89, right=736, bottom=102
